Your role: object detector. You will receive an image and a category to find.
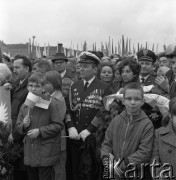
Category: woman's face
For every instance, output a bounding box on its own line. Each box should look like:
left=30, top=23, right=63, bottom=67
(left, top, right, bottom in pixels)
left=121, top=65, right=134, bottom=83
left=100, top=66, right=113, bottom=83
left=114, top=69, right=122, bottom=81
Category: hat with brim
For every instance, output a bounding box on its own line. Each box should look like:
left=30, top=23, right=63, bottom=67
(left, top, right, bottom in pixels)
left=78, top=51, right=100, bottom=65
left=51, top=52, right=68, bottom=62
left=137, top=49, right=156, bottom=63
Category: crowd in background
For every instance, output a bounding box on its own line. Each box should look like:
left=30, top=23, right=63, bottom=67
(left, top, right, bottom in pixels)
left=0, top=43, right=176, bottom=180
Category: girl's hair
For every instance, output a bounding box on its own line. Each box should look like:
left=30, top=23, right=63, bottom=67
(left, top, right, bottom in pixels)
left=97, top=62, right=116, bottom=80
left=118, top=59, right=141, bottom=83
left=169, top=97, right=176, bottom=116
left=45, top=70, right=62, bottom=91
left=28, top=72, right=46, bottom=86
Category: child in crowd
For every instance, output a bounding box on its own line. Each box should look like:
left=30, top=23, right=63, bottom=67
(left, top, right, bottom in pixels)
left=45, top=70, right=66, bottom=180
left=101, top=82, right=154, bottom=179
left=151, top=97, right=176, bottom=178
left=15, top=72, right=63, bottom=180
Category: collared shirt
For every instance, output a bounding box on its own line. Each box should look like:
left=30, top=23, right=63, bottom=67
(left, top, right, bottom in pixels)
left=19, top=77, right=27, bottom=85
left=61, top=69, right=66, bottom=78
left=139, top=75, right=150, bottom=83
left=83, top=76, right=95, bottom=88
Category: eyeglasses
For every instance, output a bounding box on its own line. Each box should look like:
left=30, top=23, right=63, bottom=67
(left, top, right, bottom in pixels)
left=124, top=97, right=142, bottom=102
left=27, top=84, right=42, bottom=89
left=53, top=61, right=65, bottom=65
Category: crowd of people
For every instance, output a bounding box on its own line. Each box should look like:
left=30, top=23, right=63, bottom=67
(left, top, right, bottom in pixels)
left=0, top=43, right=176, bottom=180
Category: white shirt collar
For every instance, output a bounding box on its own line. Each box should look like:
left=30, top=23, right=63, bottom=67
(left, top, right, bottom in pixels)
left=139, top=75, right=150, bottom=82
left=83, top=76, right=95, bottom=87
left=61, top=69, right=66, bottom=78
left=19, top=77, right=27, bottom=85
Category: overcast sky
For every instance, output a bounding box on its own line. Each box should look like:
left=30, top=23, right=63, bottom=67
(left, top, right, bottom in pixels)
left=1, top=0, right=176, bottom=52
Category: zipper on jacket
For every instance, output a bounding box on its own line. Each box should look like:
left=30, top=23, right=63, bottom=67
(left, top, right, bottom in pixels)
left=121, top=116, right=132, bottom=157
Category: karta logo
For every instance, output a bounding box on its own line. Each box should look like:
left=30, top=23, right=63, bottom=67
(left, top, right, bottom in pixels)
left=103, top=155, right=175, bottom=179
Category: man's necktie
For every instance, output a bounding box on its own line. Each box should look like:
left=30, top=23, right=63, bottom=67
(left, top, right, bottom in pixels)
left=84, top=81, right=89, bottom=91
left=141, top=77, right=145, bottom=84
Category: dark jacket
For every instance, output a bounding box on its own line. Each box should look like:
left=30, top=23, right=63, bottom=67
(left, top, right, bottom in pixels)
left=66, top=77, right=109, bottom=133
left=11, top=77, right=29, bottom=131
left=151, top=122, right=176, bottom=178
left=142, top=74, right=155, bottom=86
left=101, top=110, right=154, bottom=178
left=16, top=99, right=64, bottom=167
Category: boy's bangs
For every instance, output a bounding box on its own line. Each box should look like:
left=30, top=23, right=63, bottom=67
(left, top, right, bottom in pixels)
left=28, top=73, right=46, bottom=86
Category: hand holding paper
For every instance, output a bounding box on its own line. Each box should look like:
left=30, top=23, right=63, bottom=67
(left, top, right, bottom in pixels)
left=23, top=113, right=30, bottom=128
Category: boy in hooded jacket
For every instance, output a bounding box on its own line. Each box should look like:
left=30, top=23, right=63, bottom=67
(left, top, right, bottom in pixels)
left=101, top=82, right=154, bottom=179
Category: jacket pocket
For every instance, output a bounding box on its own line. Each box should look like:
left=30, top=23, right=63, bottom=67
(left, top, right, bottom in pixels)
left=40, top=138, right=55, bottom=158
left=41, top=138, right=55, bottom=144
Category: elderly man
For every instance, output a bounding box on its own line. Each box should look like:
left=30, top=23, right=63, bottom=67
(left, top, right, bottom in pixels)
left=66, top=51, right=109, bottom=180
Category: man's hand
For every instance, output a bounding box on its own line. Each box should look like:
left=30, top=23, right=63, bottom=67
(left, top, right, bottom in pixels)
left=8, top=133, right=14, bottom=144
left=79, top=129, right=91, bottom=142
left=27, top=129, right=40, bottom=139
left=68, top=127, right=80, bottom=140
left=3, top=83, right=12, bottom=90
left=155, top=76, right=169, bottom=93
left=23, top=114, right=30, bottom=128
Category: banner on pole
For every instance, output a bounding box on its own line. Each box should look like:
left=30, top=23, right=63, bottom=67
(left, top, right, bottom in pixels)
left=0, top=87, right=11, bottom=124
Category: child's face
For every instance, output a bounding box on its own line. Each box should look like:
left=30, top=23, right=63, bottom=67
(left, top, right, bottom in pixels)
left=27, top=82, right=45, bottom=95
left=46, top=81, right=54, bottom=94
left=123, top=89, right=144, bottom=116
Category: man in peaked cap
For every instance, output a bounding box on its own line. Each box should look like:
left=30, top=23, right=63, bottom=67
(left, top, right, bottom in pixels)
left=138, top=49, right=156, bottom=86
left=65, top=51, right=109, bottom=180
left=138, top=49, right=169, bottom=93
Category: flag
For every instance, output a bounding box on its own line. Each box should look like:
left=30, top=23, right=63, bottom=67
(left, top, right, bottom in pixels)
left=0, top=46, right=3, bottom=63
left=118, top=41, right=121, bottom=56
left=163, top=44, right=166, bottom=51
left=125, top=37, right=128, bottom=55
left=24, top=92, right=50, bottom=109
left=122, top=35, right=125, bottom=57
left=43, top=43, right=47, bottom=57
left=95, top=42, right=97, bottom=51
left=152, top=44, right=154, bottom=52
left=83, top=41, right=87, bottom=51
left=156, top=44, right=158, bottom=53
left=137, top=43, right=140, bottom=53
left=28, top=38, right=32, bottom=58
left=129, top=39, right=131, bottom=53
left=47, top=43, right=50, bottom=57
left=108, top=36, right=111, bottom=56
left=0, top=87, right=11, bottom=124
left=112, top=39, right=114, bottom=54
left=24, top=92, right=40, bottom=109
left=35, top=42, right=39, bottom=58
left=38, top=44, right=41, bottom=58
left=101, top=42, right=104, bottom=53
left=115, top=46, right=117, bottom=54
left=35, top=96, right=51, bottom=109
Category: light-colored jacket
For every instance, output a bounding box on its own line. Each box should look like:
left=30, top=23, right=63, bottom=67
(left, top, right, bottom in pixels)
left=51, top=91, right=66, bottom=151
